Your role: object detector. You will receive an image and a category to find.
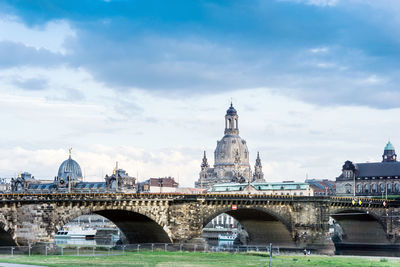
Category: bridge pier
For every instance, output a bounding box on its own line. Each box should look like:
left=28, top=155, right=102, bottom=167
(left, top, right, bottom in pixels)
left=0, top=193, right=396, bottom=254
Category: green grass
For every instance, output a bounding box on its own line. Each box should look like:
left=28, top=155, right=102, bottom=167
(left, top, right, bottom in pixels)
left=0, top=251, right=400, bottom=267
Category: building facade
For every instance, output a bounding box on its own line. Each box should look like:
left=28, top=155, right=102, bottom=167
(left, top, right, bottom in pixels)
left=10, top=152, right=137, bottom=193
left=306, top=179, right=336, bottom=196
left=336, top=141, right=400, bottom=196
left=138, top=177, right=179, bottom=193
left=195, top=104, right=265, bottom=189
left=209, top=181, right=314, bottom=196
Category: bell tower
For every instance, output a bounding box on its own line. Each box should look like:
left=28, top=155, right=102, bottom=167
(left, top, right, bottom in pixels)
left=253, top=152, right=265, bottom=182
left=224, top=102, right=239, bottom=135
left=383, top=141, right=397, bottom=162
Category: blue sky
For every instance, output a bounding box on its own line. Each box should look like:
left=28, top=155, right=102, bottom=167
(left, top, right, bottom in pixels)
left=1, top=0, right=400, bottom=186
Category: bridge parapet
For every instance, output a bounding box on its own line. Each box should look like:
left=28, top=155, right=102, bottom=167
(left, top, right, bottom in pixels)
left=0, top=193, right=398, bottom=253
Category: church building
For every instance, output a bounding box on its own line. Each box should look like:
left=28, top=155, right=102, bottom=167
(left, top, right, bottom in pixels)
left=195, top=104, right=265, bottom=189
left=10, top=150, right=137, bottom=193
left=336, top=141, right=400, bottom=196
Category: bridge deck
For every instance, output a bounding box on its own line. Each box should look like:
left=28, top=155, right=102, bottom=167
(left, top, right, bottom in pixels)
left=0, top=193, right=397, bottom=208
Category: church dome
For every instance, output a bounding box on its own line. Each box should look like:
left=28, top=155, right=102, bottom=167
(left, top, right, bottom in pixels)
left=57, top=154, right=82, bottom=181
left=214, top=134, right=250, bottom=166
left=226, top=103, right=237, bottom=116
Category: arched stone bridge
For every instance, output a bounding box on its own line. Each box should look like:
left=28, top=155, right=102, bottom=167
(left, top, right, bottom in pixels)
left=0, top=193, right=399, bottom=254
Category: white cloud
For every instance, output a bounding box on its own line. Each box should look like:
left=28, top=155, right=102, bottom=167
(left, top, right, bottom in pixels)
left=310, top=47, right=329, bottom=53
left=0, top=146, right=199, bottom=187
left=1, top=66, right=399, bottom=187
left=0, top=16, right=75, bottom=54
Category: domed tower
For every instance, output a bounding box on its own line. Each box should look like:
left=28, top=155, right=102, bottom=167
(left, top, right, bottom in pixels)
left=56, top=148, right=83, bottom=188
left=214, top=103, right=251, bottom=182
left=224, top=103, right=239, bottom=135
left=383, top=141, right=397, bottom=162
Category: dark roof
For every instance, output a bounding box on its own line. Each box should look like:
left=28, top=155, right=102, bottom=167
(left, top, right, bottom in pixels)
left=226, top=103, right=237, bottom=116
left=75, top=182, right=106, bottom=189
left=28, top=183, right=54, bottom=190
left=356, top=162, right=400, bottom=177
left=147, top=177, right=178, bottom=187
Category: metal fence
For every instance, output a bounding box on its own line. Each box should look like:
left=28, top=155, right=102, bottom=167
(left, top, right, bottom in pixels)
left=0, top=243, right=280, bottom=257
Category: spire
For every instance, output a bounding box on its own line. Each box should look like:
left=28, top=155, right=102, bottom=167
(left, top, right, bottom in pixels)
left=69, top=148, right=72, bottom=159
left=253, top=151, right=265, bottom=182
left=113, top=161, right=119, bottom=175
left=255, top=151, right=262, bottom=167
left=201, top=151, right=209, bottom=168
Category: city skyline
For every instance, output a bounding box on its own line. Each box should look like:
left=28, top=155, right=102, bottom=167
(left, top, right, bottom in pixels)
left=1, top=1, right=400, bottom=186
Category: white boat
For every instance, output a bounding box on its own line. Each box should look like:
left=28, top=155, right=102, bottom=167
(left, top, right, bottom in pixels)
left=218, top=233, right=237, bottom=241
left=55, top=225, right=97, bottom=240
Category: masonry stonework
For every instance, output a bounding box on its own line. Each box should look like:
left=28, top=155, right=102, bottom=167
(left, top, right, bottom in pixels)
left=0, top=193, right=398, bottom=254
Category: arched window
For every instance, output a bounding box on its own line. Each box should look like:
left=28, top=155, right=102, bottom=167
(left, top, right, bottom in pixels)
left=364, top=183, right=369, bottom=193
left=372, top=183, right=377, bottom=193
left=387, top=183, right=392, bottom=193
left=357, top=184, right=362, bottom=193
left=345, top=184, right=352, bottom=194
left=395, top=183, right=400, bottom=193
left=380, top=183, right=385, bottom=193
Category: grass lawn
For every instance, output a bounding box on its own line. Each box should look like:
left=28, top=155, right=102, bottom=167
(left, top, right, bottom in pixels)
left=0, top=251, right=400, bottom=267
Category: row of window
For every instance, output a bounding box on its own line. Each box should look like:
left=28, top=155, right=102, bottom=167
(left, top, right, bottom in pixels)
left=352, top=183, right=400, bottom=194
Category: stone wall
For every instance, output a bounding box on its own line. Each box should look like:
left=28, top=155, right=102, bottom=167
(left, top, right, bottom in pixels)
left=0, top=194, right=397, bottom=254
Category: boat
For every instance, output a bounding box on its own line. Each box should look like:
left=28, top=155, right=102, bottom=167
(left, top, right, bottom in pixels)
left=218, top=233, right=237, bottom=241
left=55, top=225, right=97, bottom=240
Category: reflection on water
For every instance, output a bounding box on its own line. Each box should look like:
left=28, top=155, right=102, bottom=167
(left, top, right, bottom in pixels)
left=218, top=240, right=234, bottom=247
left=335, top=244, right=400, bottom=257
left=55, top=238, right=118, bottom=246
left=207, top=240, right=234, bottom=247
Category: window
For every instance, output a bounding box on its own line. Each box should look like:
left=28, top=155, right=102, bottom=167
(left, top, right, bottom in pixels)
left=388, top=183, right=392, bottom=193
left=344, top=170, right=353, bottom=178
left=364, top=183, right=369, bottom=193
left=300, top=192, right=303, bottom=196
left=357, top=184, right=362, bottom=193
left=372, top=183, right=377, bottom=193
left=345, top=184, right=352, bottom=194
left=396, top=183, right=400, bottom=193
left=380, top=183, right=385, bottom=193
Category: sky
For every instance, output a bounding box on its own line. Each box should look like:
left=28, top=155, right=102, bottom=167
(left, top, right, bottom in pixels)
left=1, top=0, right=400, bottom=187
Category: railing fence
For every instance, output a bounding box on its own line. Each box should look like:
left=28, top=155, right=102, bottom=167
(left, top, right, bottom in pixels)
left=0, top=243, right=280, bottom=257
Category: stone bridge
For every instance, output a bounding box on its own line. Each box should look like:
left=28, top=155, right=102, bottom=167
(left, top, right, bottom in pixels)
left=0, top=193, right=399, bottom=254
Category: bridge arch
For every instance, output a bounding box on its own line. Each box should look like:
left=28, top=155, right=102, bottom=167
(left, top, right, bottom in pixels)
left=0, top=215, right=16, bottom=246
left=330, top=208, right=389, bottom=244
left=203, top=206, right=295, bottom=247
left=54, top=206, right=173, bottom=244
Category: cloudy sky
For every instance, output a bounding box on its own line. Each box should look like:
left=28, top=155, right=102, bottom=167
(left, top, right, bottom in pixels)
left=1, top=0, right=400, bottom=186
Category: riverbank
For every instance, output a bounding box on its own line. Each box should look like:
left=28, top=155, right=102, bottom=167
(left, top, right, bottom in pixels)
left=1, top=251, right=400, bottom=266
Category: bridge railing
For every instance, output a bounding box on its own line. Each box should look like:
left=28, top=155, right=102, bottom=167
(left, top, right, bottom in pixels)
left=0, top=243, right=281, bottom=256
